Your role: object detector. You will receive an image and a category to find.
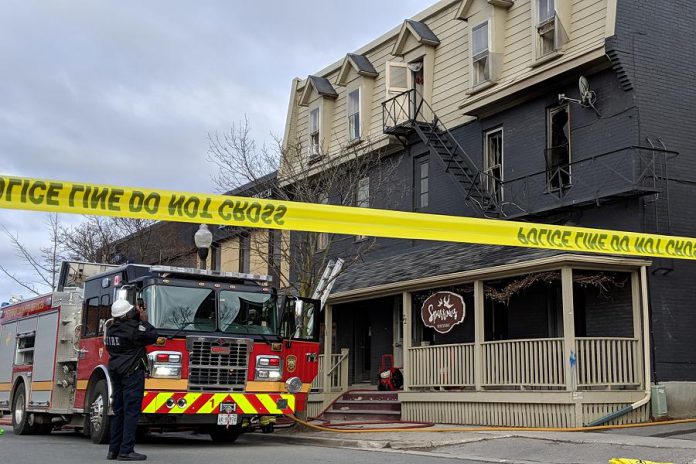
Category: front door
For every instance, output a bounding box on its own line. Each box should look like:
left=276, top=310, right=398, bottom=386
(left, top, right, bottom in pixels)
left=353, top=309, right=372, bottom=383
left=393, top=300, right=403, bottom=368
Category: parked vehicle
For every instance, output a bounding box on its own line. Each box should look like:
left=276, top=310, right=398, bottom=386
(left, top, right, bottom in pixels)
left=0, top=261, right=319, bottom=443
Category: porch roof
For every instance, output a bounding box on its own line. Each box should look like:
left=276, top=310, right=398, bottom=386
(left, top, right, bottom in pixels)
left=329, top=244, right=650, bottom=304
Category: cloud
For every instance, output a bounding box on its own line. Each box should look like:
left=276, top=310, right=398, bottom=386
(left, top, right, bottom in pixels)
left=0, top=0, right=431, bottom=300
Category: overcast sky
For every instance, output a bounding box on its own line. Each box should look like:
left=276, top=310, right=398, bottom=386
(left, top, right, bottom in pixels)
left=0, top=0, right=431, bottom=302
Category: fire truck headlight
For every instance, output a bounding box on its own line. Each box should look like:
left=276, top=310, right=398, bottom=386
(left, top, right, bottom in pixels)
left=152, top=365, right=181, bottom=379
left=285, top=377, right=302, bottom=394
left=148, top=351, right=183, bottom=379
left=255, top=355, right=282, bottom=381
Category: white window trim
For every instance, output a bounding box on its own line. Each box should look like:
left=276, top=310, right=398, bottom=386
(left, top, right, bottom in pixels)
left=308, top=106, right=321, bottom=158
left=546, top=104, right=572, bottom=191
left=386, top=61, right=412, bottom=95
left=317, top=194, right=329, bottom=250
left=471, top=20, right=491, bottom=88
left=483, top=127, right=504, bottom=203
left=355, top=176, right=369, bottom=241
left=347, top=88, right=361, bottom=142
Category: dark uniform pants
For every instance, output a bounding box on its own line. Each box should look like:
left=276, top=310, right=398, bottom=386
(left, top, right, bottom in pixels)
left=109, top=369, right=145, bottom=455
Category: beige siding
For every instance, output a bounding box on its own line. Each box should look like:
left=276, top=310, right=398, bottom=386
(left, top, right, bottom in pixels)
left=219, top=237, right=240, bottom=273
left=285, top=0, right=611, bottom=166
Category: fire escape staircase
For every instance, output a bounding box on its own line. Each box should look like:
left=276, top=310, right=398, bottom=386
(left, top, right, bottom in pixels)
left=382, top=89, right=503, bottom=217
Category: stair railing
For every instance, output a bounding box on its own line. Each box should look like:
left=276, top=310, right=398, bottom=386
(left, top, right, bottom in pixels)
left=324, top=348, right=350, bottom=392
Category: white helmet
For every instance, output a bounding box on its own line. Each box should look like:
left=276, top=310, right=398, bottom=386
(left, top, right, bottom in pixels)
left=111, top=299, right=134, bottom=318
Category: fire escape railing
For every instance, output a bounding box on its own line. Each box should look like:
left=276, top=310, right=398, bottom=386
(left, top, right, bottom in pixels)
left=382, top=89, right=502, bottom=217
left=501, top=146, right=678, bottom=218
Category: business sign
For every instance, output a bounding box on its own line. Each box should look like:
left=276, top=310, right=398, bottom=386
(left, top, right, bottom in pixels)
left=420, top=291, right=466, bottom=334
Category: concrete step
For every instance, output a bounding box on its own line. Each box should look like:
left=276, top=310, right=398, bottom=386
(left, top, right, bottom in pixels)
left=330, top=400, right=401, bottom=412
left=341, top=391, right=399, bottom=402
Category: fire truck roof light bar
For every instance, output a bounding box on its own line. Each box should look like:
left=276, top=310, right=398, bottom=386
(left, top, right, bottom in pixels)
left=149, top=265, right=273, bottom=283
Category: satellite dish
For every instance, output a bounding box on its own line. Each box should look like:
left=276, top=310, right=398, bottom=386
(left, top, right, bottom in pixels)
left=579, top=76, right=591, bottom=101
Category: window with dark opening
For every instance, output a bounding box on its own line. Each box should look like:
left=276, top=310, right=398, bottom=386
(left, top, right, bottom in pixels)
left=546, top=105, right=571, bottom=190
left=484, top=128, right=503, bottom=203
left=415, top=156, right=429, bottom=209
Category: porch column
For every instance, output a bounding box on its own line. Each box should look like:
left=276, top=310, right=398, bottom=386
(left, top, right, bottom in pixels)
left=323, top=304, right=333, bottom=393
left=639, top=266, right=652, bottom=391
left=474, top=280, right=484, bottom=391
left=631, top=271, right=644, bottom=389
left=561, top=267, right=576, bottom=392
left=402, top=291, right=412, bottom=391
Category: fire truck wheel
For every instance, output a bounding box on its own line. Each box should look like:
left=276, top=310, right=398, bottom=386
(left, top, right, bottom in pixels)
left=209, top=425, right=243, bottom=444
left=88, top=380, right=111, bottom=444
left=12, top=383, right=34, bottom=435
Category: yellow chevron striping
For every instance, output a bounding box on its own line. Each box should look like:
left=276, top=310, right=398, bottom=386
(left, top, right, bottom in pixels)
left=257, top=394, right=282, bottom=415
left=197, top=393, right=227, bottom=414
left=169, top=392, right=201, bottom=414
left=282, top=394, right=296, bottom=411
left=230, top=393, right=256, bottom=414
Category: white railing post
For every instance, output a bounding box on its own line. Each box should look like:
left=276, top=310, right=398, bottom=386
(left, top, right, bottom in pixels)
left=474, top=280, right=484, bottom=391
left=561, top=267, right=576, bottom=392
left=631, top=271, right=645, bottom=389
left=323, top=304, right=333, bottom=393
left=340, top=348, right=349, bottom=391
left=402, top=291, right=412, bottom=391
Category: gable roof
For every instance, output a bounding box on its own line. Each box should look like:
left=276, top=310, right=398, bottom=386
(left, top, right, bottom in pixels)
left=299, top=75, right=339, bottom=106
left=336, top=53, right=379, bottom=86
left=455, top=0, right=514, bottom=21
left=392, top=19, right=441, bottom=56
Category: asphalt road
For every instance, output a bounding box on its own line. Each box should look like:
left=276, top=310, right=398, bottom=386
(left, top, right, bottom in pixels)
left=0, top=429, right=486, bottom=464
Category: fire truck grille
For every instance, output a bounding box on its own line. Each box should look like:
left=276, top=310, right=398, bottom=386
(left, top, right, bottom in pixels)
left=187, top=336, right=252, bottom=392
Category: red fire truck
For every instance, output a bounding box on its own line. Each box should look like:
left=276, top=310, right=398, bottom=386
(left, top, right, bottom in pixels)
left=0, top=261, right=320, bottom=443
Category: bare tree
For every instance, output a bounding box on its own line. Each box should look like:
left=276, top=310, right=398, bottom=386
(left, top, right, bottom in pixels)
left=0, top=213, right=64, bottom=296
left=208, top=119, right=404, bottom=297
left=61, top=216, right=121, bottom=263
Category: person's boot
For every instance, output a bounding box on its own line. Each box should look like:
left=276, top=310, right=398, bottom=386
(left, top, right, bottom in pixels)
left=117, top=452, right=147, bottom=461
left=107, top=451, right=118, bottom=460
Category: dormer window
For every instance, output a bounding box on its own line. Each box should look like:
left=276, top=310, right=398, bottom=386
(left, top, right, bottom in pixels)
left=309, top=107, right=320, bottom=157
left=347, top=89, right=361, bottom=141
left=534, top=0, right=568, bottom=60
left=472, top=21, right=490, bottom=86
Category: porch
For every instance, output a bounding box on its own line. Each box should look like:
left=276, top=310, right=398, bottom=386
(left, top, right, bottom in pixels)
left=309, top=246, right=651, bottom=427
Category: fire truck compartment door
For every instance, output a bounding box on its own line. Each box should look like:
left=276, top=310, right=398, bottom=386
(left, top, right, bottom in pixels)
left=0, top=321, right=18, bottom=404
left=30, top=311, right=59, bottom=405
left=33, top=311, right=59, bottom=382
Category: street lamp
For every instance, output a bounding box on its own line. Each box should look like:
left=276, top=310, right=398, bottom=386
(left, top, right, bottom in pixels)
left=194, top=224, right=213, bottom=270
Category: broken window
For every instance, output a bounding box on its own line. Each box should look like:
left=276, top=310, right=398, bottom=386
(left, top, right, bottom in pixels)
left=546, top=104, right=571, bottom=190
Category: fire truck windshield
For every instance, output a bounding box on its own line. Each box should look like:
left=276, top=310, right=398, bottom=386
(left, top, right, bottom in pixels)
left=141, top=285, right=277, bottom=336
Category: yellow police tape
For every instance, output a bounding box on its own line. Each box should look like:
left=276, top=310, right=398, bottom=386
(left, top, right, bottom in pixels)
left=2, top=174, right=696, bottom=261
left=608, top=459, right=672, bottom=464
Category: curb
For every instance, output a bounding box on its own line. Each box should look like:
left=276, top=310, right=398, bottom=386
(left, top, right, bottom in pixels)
left=252, top=433, right=388, bottom=450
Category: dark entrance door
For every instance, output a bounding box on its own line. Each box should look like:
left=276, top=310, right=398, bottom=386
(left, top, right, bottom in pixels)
left=353, top=309, right=372, bottom=383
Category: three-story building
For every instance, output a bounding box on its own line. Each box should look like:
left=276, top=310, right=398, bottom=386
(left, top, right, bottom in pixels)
left=281, top=0, right=695, bottom=426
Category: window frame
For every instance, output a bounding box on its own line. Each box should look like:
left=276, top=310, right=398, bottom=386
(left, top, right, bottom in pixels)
left=308, top=106, right=321, bottom=157
left=471, top=20, right=491, bottom=87
left=483, top=127, right=504, bottom=204
left=414, top=156, right=430, bottom=210
left=546, top=104, right=572, bottom=191
left=347, top=88, right=361, bottom=142
left=355, top=176, right=370, bottom=241
left=83, top=296, right=101, bottom=337
left=386, top=62, right=411, bottom=95
left=316, top=194, right=329, bottom=251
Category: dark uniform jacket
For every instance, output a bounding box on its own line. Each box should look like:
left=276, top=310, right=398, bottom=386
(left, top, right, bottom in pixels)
left=105, top=318, right=159, bottom=376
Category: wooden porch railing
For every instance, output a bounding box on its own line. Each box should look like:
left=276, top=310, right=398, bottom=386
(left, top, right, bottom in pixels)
left=408, top=343, right=475, bottom=388
left=576, top=337, right=640, bottom=388
left=482, top=338, right=565, bottom=388
left=312, top=349, right=349, bottom=392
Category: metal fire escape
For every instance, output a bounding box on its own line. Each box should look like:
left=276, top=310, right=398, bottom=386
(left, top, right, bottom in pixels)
left=382, top=89, right=678, bottom=221
left=382, top=89, right=503, bottom=218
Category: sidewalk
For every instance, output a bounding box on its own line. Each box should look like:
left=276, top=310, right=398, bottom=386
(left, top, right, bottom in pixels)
left=267, top=423, right=696, bottom=464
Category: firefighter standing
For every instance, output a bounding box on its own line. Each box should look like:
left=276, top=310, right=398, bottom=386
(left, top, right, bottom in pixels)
left=105, top=298, right=158, bottom=461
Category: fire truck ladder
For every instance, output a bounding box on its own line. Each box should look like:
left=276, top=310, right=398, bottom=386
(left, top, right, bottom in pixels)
left=312, top=258, right=344, bottom=308
left=382, top=89, right=503, bottom=218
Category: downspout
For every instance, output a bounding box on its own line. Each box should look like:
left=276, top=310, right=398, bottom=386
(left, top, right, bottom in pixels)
left=587, top=266, right=651, bottom=426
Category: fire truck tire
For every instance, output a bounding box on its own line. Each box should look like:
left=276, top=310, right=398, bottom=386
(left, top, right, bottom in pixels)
left=208, top=425, right=243, bottom=444
left=11, top=383, right=34, bottom=435
left=88, top=380, right=111, bottom=444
